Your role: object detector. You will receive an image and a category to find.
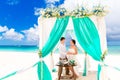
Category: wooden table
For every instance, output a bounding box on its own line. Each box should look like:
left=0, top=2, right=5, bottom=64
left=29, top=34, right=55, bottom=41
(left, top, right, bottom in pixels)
left=57, top=64, right=76, bottom=80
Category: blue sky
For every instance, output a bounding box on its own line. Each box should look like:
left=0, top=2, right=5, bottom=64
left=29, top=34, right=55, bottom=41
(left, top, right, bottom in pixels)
left=0, top=0, right=120, bottom=45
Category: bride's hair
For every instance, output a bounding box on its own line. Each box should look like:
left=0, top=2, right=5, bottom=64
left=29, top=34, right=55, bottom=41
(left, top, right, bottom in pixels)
left=71, top=39, right=76, bottom=45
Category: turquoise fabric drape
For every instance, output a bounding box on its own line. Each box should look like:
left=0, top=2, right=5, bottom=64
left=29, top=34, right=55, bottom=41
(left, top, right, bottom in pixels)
left=42, top=16, right=69, bottom=57
left=38, top=16, right=69, bottom=80
left=72, top=17, right=102, bottom=80
left=83, top=53, right=87, bottom=76
left=37, top=61, right=51, bottom=80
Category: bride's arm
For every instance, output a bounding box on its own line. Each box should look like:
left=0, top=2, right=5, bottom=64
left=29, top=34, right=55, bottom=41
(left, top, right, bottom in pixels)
left=67, top=51, right=72, bottom=55
left=73, top=47, right=78, bottom=55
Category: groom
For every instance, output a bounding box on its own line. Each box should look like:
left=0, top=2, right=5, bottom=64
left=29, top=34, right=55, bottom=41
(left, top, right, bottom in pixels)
left=58, top=37, right=66, bottom=60
left=58, top=37, right=69, bottom=76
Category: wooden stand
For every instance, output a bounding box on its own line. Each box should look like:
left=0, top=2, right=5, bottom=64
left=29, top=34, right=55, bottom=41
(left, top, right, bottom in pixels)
left=57, top=64, right=76, bottom=80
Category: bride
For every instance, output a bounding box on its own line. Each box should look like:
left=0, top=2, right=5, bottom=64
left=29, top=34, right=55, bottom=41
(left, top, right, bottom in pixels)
left=67, top=39, right=80, bottom=78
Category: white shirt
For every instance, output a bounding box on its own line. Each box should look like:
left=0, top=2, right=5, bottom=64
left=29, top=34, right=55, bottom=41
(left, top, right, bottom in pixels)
left=58, top=43, right=66, bottom=58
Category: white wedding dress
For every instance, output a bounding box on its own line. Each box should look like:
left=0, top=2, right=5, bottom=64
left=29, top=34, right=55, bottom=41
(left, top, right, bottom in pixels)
left=67, top=48, right=81, bottom=75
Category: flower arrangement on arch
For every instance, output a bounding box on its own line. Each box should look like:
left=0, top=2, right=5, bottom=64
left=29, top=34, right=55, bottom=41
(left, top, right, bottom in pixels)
left=40, top=5, right=109, bottom=18
left=71, top=7, right=92, bottom=17
left=40, top=7, right=67, bottom=18
left=92, top=5, right=109, bottom=16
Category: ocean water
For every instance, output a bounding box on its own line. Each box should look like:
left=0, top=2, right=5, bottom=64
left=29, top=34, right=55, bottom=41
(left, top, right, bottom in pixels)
left=108, top=46, right=120, bottom=54
left=0, top=46, right=39, bottom=53
left=0, top=45, right=119, bottom=54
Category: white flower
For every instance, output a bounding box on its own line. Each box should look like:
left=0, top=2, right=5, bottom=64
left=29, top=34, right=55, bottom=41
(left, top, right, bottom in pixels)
left=40, top=5, right=109, bottom=18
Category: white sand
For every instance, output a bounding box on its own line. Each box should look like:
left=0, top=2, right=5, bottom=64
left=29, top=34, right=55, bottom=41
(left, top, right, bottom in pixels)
left=0, top=52, right=39, bottom=80
left=0, top=51, right=120, bottom=80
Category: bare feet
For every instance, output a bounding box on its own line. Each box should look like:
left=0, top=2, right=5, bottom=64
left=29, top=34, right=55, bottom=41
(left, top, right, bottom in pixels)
left=69, top=75, right=79, bottom=79
left=69, top=76, right=73, bottom=79
left=74, top=75, right=79, bottom=79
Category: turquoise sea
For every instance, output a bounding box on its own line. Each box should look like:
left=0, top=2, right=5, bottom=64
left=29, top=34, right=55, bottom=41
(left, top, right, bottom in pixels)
left=0, top=46, right=39, bottom=53
left=107, top=46, right=120, bottom=54
left=0, top=45, right=119, bottom=54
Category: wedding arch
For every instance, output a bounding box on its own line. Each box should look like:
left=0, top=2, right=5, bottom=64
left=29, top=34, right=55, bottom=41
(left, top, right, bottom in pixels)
left=0, top=4, right=111, bottom=80
left=38, top=6, right=108, bottom=80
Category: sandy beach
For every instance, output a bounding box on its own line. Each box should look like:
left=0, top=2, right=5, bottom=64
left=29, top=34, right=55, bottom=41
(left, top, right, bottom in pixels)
left=0, top=51, right=120, bottom=80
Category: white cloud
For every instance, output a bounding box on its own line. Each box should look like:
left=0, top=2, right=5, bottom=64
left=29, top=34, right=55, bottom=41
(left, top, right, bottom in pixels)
left=0, top=36, right=2, bottom=40
left=34, top=7, right=42, bottom=16
left=107, top=26, right=120, bottom=41
left=105, top=0, right=120, bottom=26
left=0, top=26, right=8, bottom=32
left=107, top=27, right=120, bottom=35
left=45, top=0, right=60, bottom=7
left=6, top=0, right=20, bottom=5
left=60, top=0, right=109, bottom=11
left=107, top=34, right=120, bottom=41
left=2, top=28, right=24, bottom=41
left=104, top=0, right=120, bottom=42
left=109, top=35, right=120, bottom=39
left=34, top=0, right=60, bottom=16
left=0, top=25, right=39, bottom=43
left=45, top=0, right=60, bottom=3
left=60, top=0, right=79, bottom=11
left=22, top=24, right=39, bottom=42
